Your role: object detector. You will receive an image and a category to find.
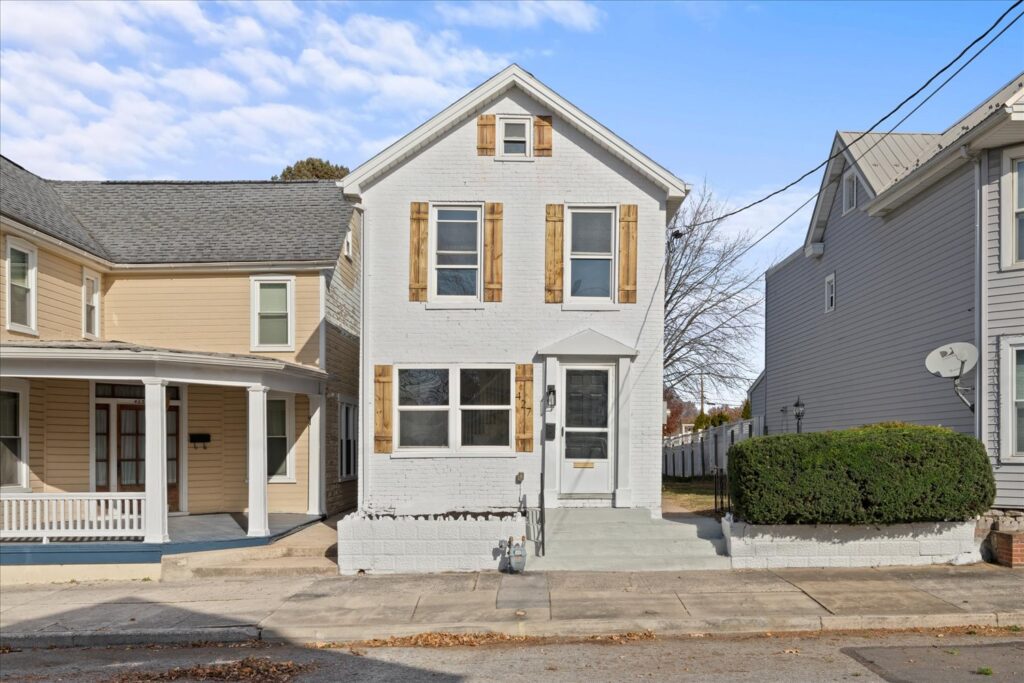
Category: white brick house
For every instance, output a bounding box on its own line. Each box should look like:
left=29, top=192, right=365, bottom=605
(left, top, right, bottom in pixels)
left=338, top=65, right=689, bottom=573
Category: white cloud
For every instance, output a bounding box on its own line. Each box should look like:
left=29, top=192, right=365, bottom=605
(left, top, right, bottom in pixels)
left=223, top=48, right=306, bottom=97
left=160, top=68, right=248, bottom=105
left=435, top=1, right=602, bottom=31
left=0, top=1, right=147, bottom=55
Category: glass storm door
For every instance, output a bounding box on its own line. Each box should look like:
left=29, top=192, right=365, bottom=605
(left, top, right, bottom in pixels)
left=560, top=366, right=614, bottom=495
left=116, top=405, right=180, bottom=512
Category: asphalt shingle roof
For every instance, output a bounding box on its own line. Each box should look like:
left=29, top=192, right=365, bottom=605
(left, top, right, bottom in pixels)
left=0, top=156, right=351, bottom=264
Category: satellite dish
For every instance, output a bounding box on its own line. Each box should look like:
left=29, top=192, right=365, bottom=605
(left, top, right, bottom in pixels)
left=925, top=342, right=978, bottom=379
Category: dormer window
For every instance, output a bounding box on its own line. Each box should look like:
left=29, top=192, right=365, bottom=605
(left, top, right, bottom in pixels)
left=842, top=171, right=858, bottom=214
left=498, top=115, right=531, bottom=158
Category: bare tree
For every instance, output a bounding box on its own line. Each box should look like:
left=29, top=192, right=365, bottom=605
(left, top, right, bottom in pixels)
left=664, top=182, right=762, bottom=402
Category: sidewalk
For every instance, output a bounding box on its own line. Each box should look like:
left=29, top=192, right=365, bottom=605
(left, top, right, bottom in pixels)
left=1, top=564, right=1021, bottom=648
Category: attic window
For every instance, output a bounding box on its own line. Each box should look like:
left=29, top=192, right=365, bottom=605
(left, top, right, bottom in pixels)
left=498, top=115, right=531, bottom=158
left=842, top=171, right=858, bottom=214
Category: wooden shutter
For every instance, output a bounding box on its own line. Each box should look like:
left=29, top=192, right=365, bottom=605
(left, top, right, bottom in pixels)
left=409, top=202, right=428, bottom=302
left=515, top=363, right=534, bottom=452
left=618, top=204, right=638, bottom=303
left=374, top=365, right=393, bottom=453
left=545, top=204, right=564, bottom=303
left=484, top=202, right=503, bottom=302
left=534, top=115, right=552, bottom=157
left=477, top=115, right=496, bottom=156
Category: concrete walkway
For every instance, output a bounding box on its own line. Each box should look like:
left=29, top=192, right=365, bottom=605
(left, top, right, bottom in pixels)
left=1, top=564, right=1021, bottom=647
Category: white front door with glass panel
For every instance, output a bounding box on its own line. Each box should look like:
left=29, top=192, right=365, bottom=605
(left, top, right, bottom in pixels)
left=560, top=365, right=615, bottom=495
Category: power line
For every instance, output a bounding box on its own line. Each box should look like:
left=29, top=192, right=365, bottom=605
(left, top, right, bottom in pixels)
left=672, top=0, right=1023, bottom=235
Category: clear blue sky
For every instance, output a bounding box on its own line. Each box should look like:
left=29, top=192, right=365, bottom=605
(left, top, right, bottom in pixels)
left=1, top=0, right=1020, bottom=401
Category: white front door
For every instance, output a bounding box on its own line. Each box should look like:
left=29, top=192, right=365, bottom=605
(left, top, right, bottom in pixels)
left=560, top=365, right=615, bottom=495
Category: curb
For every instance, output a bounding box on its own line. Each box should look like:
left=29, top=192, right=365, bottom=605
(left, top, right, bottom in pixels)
left=0, top=626, right=260, bottom=650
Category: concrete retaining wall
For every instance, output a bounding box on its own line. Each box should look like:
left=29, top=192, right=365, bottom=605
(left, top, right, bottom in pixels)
left=338, top=512, right=526, bottom=574
left=722, top=515, right=981, bottom=569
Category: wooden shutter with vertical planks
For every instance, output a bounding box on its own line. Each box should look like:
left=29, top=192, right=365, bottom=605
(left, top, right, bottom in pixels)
left=409, top=202, right=428, bottom=302
left=477, top=115, right=496, bottom=156
left=374, top=365, right=393, bottom=453
left=515, top=363, right=534, bottom=452
left=534, top=116, right=552, bottom=157
left=618, top=204, right=638, bottom=303
left=545, top=204, right=564, bottom=303
left=483, top=203, right=503, bottom=302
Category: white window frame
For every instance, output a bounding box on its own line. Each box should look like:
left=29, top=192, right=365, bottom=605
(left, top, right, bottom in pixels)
left=564, top=205, right=617, bottom=304
left=266, top=392, right=295, bottom=483
left=82, top=268, right=101, bottom=339
left=0, top=377, right=31, bottom=492
left=1000, top=145, right=1024, bottom=271
left=496, top=114, right=532, bottom=160
left=250, top=275, right=295, bottom=352
left=1000, top=335, right=1024, bottom=460
left=842, top=170, right=858, bottom=215
left=5, top=237, right=37, bottom=336
left=824, top=272, right=836, bottom=313
left=429, top=204, right=483, bottom=303
left=393, top=364, right=516, bottom=457
left=338, top=401, right=358, bottom=481
left=342, top=228, right=354, bottom=260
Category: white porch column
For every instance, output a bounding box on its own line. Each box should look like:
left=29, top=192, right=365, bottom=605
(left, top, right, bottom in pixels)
left=247, top=385, right=270, bottom=537
left=614, top=357, right=633, bottom=508
left=142, top=378, right=169, bottom=543
left=306, top=392, right=326, bottom=516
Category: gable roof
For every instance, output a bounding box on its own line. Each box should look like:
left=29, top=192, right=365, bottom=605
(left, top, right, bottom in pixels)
left=341, top=64, right=689, bottom=207
left=538, top=328, right=637, bottom=357
left=1, top=155, right=352, bottom=266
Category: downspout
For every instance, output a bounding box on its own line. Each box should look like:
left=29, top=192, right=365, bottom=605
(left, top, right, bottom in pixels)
left=974, top=152, right=995, bottom=464
left=354, top=202, right=369, bottom=510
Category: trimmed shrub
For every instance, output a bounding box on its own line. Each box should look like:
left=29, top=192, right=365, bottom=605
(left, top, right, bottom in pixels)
left=728, top=423, right=994, bottom=525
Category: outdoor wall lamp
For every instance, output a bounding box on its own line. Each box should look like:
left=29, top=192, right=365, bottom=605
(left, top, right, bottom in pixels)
left=793, top=397, right=806, bottom=433
left=546, top=385, right=557, bottom=410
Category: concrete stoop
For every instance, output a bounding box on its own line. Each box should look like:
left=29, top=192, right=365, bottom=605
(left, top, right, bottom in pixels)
left=161, top=521, right=338, bottom=581
left=527, top=509, right=730, bottom=571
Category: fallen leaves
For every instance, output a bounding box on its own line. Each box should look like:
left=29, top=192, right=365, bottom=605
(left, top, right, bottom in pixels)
left=312, top=630, right=656, bottom=650
left=108, top=656, right=313, bottom=682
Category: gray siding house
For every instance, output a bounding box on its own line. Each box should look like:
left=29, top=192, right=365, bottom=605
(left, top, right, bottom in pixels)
left=755, top=73, right=1024, bottom=509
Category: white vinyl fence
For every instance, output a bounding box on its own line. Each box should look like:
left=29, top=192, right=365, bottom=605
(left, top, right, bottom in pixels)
left=0, top=492, right=146, bottom=542
left=662, top=417, right=764, bottom=478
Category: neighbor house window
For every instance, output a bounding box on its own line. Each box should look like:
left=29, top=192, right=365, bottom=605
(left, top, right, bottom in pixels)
left=83, top=269, right=100, bottom=338
left=5, top=238, right=37, bottom=335
left=567, top=207, right=615, bottom=301
left=339, top=402, right=357, bottom=480
left=396, top=366, right=513, bottom=451
left=498, top=115, right=531, bottom=157
left=251, top=276, right=295, bottom=351
left=1015, top=157, right=1023, bottom=264
left=1015, top=348, right=1023, bottom=456
left=266, top=394, right=294, bottom=482
left=825, top=273, right=836, bottom=313
left=842, top=171, right=857, bottom=214
left=432, top=207, right=481, bottom=299
left=342, top=228, right=354, bottom=260
left=0, top=380, right=29, bottom=490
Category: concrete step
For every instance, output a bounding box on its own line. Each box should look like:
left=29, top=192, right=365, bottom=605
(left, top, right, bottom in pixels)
left=544, top=521, right=723, bottom=542
left=526, top=554, right=732, bottom=572
left=188, top=557, right=338, bottom=579
left=539, top=537, right=726, bottom=557
left=543, top=508, right=654, bottom=524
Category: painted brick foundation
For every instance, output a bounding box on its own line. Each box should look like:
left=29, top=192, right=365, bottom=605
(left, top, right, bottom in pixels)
left=337, top=512, right=526, bottom=574
left=990, top=530, right=1024, bottom=568
left=722, top=515, right=981, bottom=569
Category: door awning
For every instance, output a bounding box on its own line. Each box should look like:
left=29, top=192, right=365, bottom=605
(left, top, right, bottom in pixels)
left=537, top=328, right=637, bottom=357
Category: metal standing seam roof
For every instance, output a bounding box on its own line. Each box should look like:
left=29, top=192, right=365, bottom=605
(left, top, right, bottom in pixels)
left=0, top=155, right=352, bottom=264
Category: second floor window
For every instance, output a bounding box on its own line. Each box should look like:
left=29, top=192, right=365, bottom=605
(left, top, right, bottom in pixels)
left=83, top=270, right=100, bottom=338
left=5, top=239, right=36, bottom=335
left=1015, top=158, right=1023, bottom=264
left=433, top=207, right=480, bottom=299
left=567, top=207, right=615, bottom=301
left=842, top=171, right=857, bottom=214
left=251, top=276, right=294, bottom=351
left=825, top=272, right=836, bottom=312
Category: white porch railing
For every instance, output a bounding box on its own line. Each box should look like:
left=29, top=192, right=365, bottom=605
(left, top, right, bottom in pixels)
left=0, top=493, right=146, bottom=542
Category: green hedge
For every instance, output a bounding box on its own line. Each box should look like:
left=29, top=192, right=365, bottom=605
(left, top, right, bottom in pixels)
left=727, top=423, right=994, bottom=525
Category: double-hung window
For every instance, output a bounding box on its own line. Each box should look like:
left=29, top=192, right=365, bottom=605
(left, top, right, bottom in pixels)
left=396, top=367, right=513, bottom=451
left=433, top=207, right=481, bottom=299
left=1002, top=337, right=1024, bottom=459
left=0, top=379, right=29, bottom=490
left=842, top=171, right=857, bottom=214
left=1015, top=348, right=1024, bottom=457
left=498, top=115, right=531, bottom=158
left=83, top=269, right=100, bottom=338
left=825, top=272, right=836, bottom=313
left=5, top=238, right=37, bottom=335
left=266, top=394, right=294, bottom=482
left=1016, top=158, right=1024, bottom=264
left=251, top=276, right=294, bottom=351
left=339, top=402, right=358, bottom=480
left=567, top=207, right=615, bottom=302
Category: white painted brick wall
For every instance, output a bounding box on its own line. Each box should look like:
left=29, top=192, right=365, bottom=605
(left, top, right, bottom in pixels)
left=338, top=512, right=527, bottom=574
left=722, top=516, right=982, bottom=569
left=360, top=88, right=667, bottom=516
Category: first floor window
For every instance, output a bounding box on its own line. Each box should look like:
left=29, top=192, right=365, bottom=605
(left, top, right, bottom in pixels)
left=95, top=405, right=109, bottom=491
left=83, top=270, right=100, bottom=337
left=460, top=369, right=511, bottom=446
left=252, top=277, right=294, bottom=350
left=339, top=402, right=357, bottom=479
left=567, top=208, right=614, bottom=300
left=1015, top=348, right=1023, bottom=455
left=0, top=387, right=26, bottom=488
left=267, top=397, right=292, bottom=480
left=398, top=369, right=449, bottom=448
left=6, top=240, right=36, bottom=333
left=434, top=207, right=480, bottom=298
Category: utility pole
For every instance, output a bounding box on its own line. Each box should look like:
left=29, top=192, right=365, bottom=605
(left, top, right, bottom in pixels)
left=699, top=372, right=705, bottom=415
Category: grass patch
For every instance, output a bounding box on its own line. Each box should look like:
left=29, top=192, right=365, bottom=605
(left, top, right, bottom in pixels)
left=662, top=477, right=718, bottom=517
